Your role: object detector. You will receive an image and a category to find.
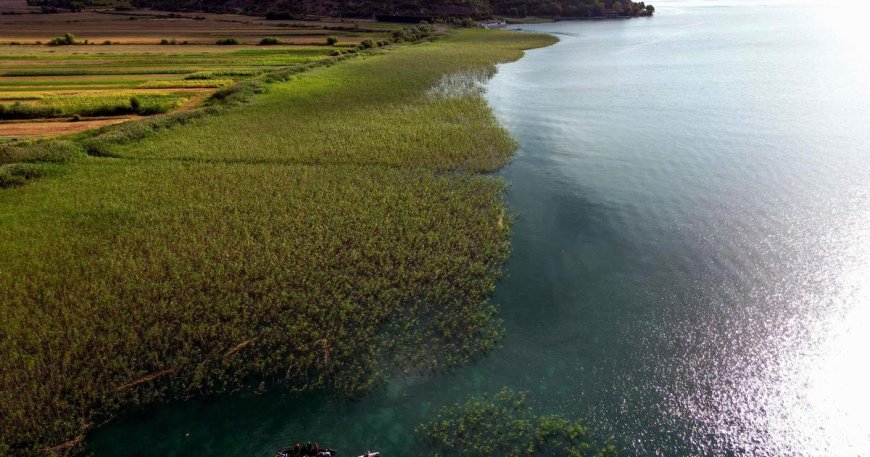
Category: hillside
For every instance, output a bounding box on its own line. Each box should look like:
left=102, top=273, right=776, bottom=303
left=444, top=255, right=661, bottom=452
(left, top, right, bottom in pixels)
left=24, top=0, right=655, bottom=19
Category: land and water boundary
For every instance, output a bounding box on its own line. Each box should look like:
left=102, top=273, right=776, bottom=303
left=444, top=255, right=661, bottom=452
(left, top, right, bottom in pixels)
left=0, top=28, right=572, bottom=455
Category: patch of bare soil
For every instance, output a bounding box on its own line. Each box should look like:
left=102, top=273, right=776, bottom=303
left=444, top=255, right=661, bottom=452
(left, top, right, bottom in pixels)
left=0, top=116, right=137, bottom=138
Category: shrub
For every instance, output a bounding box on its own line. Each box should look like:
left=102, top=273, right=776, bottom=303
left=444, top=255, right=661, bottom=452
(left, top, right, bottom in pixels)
left=0, top=101, right=62, bottom=120
left=0, top=163, right=44, bottom=188
left=391, top=25, right=434, bottom=44
left=460, top=17, right=477, bottom=28
left=70, top=114, right=81, bottom=122
left=359, top=38, right=375, bottom=49
left=48, top=32, right=75, bottom=46
left=216, top=37, right=241, bottom=45
left=129, top=96, right=141, bottom=112
left=326, top=36, right=338, bottom=46
left=80, top=139, right=117, bottom=157
left=102, top=40, right=112, bottom=45
left=0, top=140, right=82, bottom=165
left=159, top=38, right=177, bottom=45
left=259, top=36, right=282, bottom=45
left=137, top=103, right=170, bottom=115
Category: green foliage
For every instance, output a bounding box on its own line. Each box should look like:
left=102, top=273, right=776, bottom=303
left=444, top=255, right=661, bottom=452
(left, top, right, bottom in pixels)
left=0, top=140, right=83, bottom=165
left=391, top=24, right=435, bottom=44
left=184, top=69, right=262, bottom=80
left=0, top=30, right=558, bottom=456
left=138, top=79, right=234, bottom=88
left=0, top=101, right=62, bottom=120
left=359, top=38, right=375, bottom=49
left=0, top=163, right=45, bottom=188
left=129, top=95, right=141, bottom=112
left=326, top=36, right=339, bottom=46
left=113, top=0, right=652, bottom=18
left=259, top=36, right=283, bottom=45
left=492, top=0, right=653, bottom=17
left=419, top=389, right=618, bottom=457
left=215, top=37, right=241, bottom=45
left=48, top=32, right=76, bottom=46
left=0, top=93, right=185, bottom=119
left=159, top=38, right=177, bottom=45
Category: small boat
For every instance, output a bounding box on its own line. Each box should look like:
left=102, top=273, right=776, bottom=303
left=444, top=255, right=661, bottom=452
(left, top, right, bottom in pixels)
left=275, top=444, right=380, bottom=457
left=275, top=445, right=338, bottom=457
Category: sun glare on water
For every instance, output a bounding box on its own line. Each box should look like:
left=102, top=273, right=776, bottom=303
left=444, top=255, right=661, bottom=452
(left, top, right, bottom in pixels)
left=765, top=207, right=870, bottom=455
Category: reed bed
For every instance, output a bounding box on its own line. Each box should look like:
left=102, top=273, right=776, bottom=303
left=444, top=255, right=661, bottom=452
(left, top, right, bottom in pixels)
left=0, top=29, right=557, bottom=456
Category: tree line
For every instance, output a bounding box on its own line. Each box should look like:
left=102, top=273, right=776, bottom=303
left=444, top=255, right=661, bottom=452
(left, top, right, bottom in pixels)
left=28, top=0, right=654, bottom=19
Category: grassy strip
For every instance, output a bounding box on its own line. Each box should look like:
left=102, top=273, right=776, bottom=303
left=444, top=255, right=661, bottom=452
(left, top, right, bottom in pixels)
left=0, top=29, right=556, bottom=456
left=1, top=69, right=194, bottom=77
left=184, top=69, right=264, bottom=80
left=137, top=79, right=234, bottom=89
left=0, top=93, right=187, bottom=120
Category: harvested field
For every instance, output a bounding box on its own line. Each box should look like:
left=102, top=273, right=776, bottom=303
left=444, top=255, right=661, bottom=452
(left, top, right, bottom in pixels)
left=0, top=116, right=135, bottom=137
left=0, top=4, right=398, bottom=136
left=0, top=7, right=390, bottom=45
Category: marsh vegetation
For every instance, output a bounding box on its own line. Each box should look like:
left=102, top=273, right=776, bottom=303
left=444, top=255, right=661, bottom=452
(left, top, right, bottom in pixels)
left=0, top=29, right=556, bottom=455
left=420, top=389, right=617, bottom=456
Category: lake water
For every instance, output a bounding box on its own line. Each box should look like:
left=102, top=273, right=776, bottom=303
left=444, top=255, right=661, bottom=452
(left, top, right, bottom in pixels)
left=88, top=0, right=870, bottom=455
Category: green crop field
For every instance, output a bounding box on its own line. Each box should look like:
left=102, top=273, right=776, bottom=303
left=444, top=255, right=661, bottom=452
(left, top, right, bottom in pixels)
left=0, top=9, right=398, bottom=136
left=0, top=29, right=557, bottom=456
left=0, top=45, right=354, bottom=125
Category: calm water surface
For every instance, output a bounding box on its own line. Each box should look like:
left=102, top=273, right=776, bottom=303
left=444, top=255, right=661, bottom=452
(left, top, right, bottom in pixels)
left=89, top=0, right=870, bottom=455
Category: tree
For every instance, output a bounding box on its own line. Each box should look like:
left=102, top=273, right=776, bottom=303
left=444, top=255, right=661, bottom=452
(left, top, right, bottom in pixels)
left=48, top=32, right=76, bottom=46
left=592, top=0, right=606, bottom=16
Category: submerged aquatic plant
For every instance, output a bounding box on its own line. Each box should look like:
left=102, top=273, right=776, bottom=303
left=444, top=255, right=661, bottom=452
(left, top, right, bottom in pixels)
left=419, top=388, right=617, bottom=457
left=427, top=68, right=496, bottom=99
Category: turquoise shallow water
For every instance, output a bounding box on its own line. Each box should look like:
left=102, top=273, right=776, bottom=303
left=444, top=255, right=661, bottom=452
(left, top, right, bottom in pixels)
left=88, top=1, right=870, bottom=455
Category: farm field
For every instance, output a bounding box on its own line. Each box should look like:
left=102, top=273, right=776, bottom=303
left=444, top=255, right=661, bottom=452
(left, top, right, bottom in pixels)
left=0, top=3, right=396, bottom=137
left=0, top=28, right=557, bottom=456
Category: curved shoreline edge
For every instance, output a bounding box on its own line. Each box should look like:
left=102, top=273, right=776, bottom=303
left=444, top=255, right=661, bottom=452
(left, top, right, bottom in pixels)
left=0, top=29, right=557, bottom=456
